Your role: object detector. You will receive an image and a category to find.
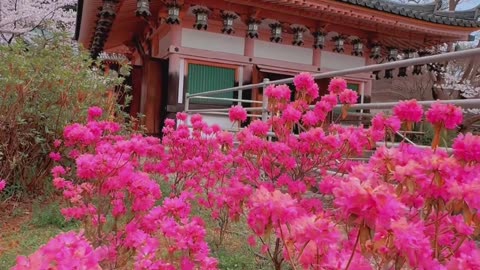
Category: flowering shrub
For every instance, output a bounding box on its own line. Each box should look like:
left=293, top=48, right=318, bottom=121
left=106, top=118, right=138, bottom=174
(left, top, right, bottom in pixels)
left=0, top=37, right=128, bottom=195
left=14, top=73, right=480, bottom=270
left=12, top=232, right=104, bottom=270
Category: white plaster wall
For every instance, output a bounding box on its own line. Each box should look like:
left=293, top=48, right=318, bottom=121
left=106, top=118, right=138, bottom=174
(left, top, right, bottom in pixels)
left=181, top=28, right=245, bottom=55
left=202, top=115, right=232, bottom=130
left=183, top=114, right=233, bottom=131
left=320, top=51, right=366, bottom=70
left=254, top=40, right=313, bottom=65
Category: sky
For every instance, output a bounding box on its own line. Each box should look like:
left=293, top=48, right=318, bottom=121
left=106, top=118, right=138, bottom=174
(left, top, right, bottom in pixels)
left=457, top=0, right=480, bottom=10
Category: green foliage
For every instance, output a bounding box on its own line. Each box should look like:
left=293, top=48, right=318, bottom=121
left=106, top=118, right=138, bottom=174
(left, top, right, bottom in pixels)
left=31, top=201, right=78, bottom=229
left=411, top=123, right=457, bottom=147
left=0, top=35, right=128, bottom=196
left=0, top=220, right=78, bottom=269
left=216, top=249, right=260, bottom=270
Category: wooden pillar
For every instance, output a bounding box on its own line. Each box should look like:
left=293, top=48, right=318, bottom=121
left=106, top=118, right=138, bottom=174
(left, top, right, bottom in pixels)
left=166, top=54, right=181, bottom=109
left=364, top=80, right=372, bottom=102
left=166, top=24, right=183, bottom=115
left=129, top=66, right=143, bottom=117
left=313, top=48, right=321, bottom=67
left=363, top=50, right=373, bottom=104
left=142, top=58, right=163, bottom=134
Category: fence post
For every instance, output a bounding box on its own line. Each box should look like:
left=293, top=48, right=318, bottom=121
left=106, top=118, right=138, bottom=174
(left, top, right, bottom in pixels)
left=184, top=93, right=190, bottom=113
left=262, top=78, right=270, bottom=122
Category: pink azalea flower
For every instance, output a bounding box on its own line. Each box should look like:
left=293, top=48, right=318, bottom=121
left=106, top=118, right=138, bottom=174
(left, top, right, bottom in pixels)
left=51, top=166, right=66, bottom=177
left=282, top=105, right=302, bottom=123
left=391, top=218, right=434, bottom=268
left=339, top=89, right=358, bottom=104
left=12, top=231, right=104, bottom=270
left=328, top=77, right=347, bottom=95
left=248, top=120, right=270, bottom=136
left=393, top=99, right=424, bottom=123
left=294, top=72, right=319, bottom=100
left=87, top=106, right=103, bottom=121
left=452, top=133, right=480, bottom=163
left=0, top=180, right=6, bottom=192
left=302, top=111, right=319, bottom=127
left=228, top=105, right=247, bottom=123
left=53, top=139, right=62, bottom=148
left=247, top=235, right=256, bottom=247
left=426, top=102, right=463, bottom=129
left=49, top=152, right=61, bottom=161
left=264, top=84, right=291, bottom=101
left=372, top=113, right=401, bottom=134
left=176, top=112, right=188, bottom=121
left=320, top=94, right=338, bottom=109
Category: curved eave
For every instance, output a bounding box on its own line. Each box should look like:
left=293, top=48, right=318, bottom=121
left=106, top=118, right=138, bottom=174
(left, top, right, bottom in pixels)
left=73, top=0, right=84, bottom=40
left=336, top=0, right=480, bottom=28
left=76, top=0, right=103, bottom=49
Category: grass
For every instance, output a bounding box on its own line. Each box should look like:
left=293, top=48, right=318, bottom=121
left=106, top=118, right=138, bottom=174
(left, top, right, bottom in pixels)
left=31, top=201, right=77, bottom=228
left=0, top=198, right=79, bottom=269
left=0, top=182, right=273, bottom=270
left=0, top=223, right=78, bottom=269
left=192, top=205, right=273, bottom=270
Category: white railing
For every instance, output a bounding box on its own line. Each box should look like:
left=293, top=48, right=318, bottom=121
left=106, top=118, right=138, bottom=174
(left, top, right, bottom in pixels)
left=186, top=48, right=480, bottom=116
left=184, top=48, right=480, bottom=146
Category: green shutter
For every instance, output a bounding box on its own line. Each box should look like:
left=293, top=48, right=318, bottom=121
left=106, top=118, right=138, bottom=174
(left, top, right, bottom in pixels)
left=347, top=83, right=360, bottom=92
left=187, top=64, right=235, bottom=105
left=333, top=83, right=361, bottom=116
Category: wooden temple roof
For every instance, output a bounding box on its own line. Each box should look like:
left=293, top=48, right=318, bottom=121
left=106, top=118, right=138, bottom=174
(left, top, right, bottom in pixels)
left=337, top=1, right=480, bottom=28
left=74, top=0, right=480, bottom=57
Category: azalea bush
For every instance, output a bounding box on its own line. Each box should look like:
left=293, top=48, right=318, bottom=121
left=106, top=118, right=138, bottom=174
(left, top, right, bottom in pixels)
left=0, top=36, right=127, bottom=195
left=13, top=73, right=480, bottom=269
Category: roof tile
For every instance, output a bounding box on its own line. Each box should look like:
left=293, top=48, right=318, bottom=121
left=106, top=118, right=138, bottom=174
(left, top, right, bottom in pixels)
left=336, top=0, right=480, bottom=27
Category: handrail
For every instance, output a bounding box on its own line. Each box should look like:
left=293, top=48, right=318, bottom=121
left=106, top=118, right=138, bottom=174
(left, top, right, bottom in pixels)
left=332, top=98, right=480, bottom=110
left=186, top=47, right=480, bottom=98
left=188, top=96, right=263, bottom=104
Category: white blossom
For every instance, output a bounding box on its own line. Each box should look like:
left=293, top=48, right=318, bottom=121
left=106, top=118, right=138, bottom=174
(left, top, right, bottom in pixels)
left=0, top=0, right=76, bottom=43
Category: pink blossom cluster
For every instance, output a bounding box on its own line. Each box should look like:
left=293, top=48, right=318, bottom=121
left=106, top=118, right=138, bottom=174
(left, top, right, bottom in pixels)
left=0, top=179, right=5, bottom=192
left=13, top=231, right=104, bottom=270
left=293, top=72, right=319, bottom=102
left=453, top=133, right=480, bottom=163
left=228, top=105, right=247, bottom=123
left=426, top=101, right=463, bottom=129
left=19, top=107, right=218, bottom=269
left=339, top=89, right=358, bottom=104
left=393, top=99, right=424, bottom=123
left=328, top=77, right=348, bottom=95
left=264, top=84, right=292, bottom=112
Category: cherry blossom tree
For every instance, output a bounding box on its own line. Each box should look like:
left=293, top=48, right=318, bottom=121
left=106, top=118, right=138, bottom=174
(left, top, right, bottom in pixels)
left=395, top=0, right=470, bottom=11
left=0, top=0, right=77, bottom=43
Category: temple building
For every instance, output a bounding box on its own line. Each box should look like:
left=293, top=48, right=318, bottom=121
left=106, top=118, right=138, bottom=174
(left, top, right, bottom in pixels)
left=75, top=0, right=480, bottom=134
